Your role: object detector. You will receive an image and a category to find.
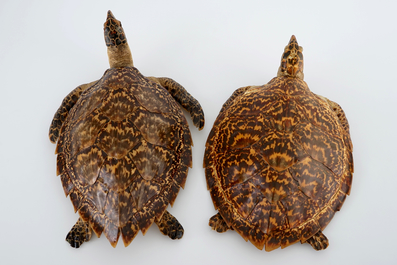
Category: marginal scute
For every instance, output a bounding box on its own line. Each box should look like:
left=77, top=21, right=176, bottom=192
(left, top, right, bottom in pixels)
left=317, top=205, right=335, bottom=230
left=299, top=219, right=321, bottom=243
left=121, top=217, right=139, bottom=246
left=281, top=228, right=301, bottom=249
left=204, top=36, right=353, bottom=251
left=60, top=171, right=75, bottom=196
left=104, top=219, right=120, bottom=247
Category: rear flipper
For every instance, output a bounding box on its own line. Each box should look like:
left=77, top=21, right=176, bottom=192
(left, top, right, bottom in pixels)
left=209, top=212, right=232, bottom=233
left=66, top=217, right=92, bottom=248
left=147, top=77, right=205, bottom=130
left=155, top=210, right=184, bottom=240
left=305, top=230, right=329, bottom=250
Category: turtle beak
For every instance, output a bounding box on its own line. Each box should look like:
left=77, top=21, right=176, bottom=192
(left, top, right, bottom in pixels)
left=104, top=10, right=127, bottom=47
left=289, top=35, right=298, bottom=45
left=107, top=10, right=116, bottom=20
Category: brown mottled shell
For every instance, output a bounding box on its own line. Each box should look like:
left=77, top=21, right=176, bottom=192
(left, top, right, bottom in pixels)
left=204, top=76, right=353, bottom=251
left=56, top=67, right=192, bottom=247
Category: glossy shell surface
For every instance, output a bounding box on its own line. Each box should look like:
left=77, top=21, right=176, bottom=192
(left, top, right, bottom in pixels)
left=56, top=67, right=192, bottom=247
left=204, top=76, right=353, bottom=251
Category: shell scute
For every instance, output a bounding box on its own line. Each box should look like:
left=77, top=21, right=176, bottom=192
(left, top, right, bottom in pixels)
left=296, top=95, right=341, bottom=135
left=289, top=157, right=339, bottom=209
left=133, top=80, right=175, bottom=114
left=99, top=155, right=138, bottom=191
left=225, top=181, right=261, bottom=219
left=71, top=82, right=109, bottom=121
left=97, top=119, right=141, bottom=159
left=99, top=87, right=140, bottom=121
left=60, top=171, right=74, bottom=197
left=246, top=199, right=271, bottom=234
left=253, top=131, right=307, bottom=172
left=252, top=167, right=299, bottom=203
left=132, top=109, right=182, bottom=150
left=70, top=146, right=106, bottom=187
left=130, top=177, right=161, bottom=211
left=85, top=182, right=108, bottom=214
left=265, top=230, right=283, bottom=251
left=299, top=219, right=321, bottom=243
left=293, top=122, right=344, bottom=176
left=103, top=189, right=120, bottom=226
left=69, top=111, right=109, bottom=156
left=280, top=228, right=301, bottom=249
left=268, top=201, right=288, bottom=232
left=104, top=219, right=120, bottom=247
left=317, top=206, right=336, bottom=230
left=129, top=141, right=175, bottom=182
left=121, top=217, right=139, bottom=246
left=280, top=191, right=319, bottom=229
left=215, top=115, right=272, bottom=152
left=217, top=147, right=266, bottom=189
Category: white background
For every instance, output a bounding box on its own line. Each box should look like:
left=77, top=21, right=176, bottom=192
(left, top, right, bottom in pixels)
left=1, top=0, right=396, bottom=264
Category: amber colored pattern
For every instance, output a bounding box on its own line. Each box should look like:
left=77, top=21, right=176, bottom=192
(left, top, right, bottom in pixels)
left=50, top=67, right=199, bottom=247
left=204, top=36, right=353, bottom=251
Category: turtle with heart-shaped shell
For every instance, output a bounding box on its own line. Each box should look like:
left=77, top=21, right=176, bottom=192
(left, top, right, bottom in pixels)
left=49, top=11, right=204, bottom=248
left=204, top=35, right=353, bottom=251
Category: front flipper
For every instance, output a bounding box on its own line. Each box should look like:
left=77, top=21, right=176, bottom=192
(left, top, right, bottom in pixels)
left=66, top=217, right=92, bottom=248
left=318, top=96, right=351, bottom=135
left=209, top=212, right=232, bottom=233
left=305, top=230, right=329, bottom=250
left=155, top=210, right=184, bottom=240
left=219, top=85, right=253, bottom=114
left=49, top=80, right=98, bottom=143
left=147, top=77, right=205, bottom=130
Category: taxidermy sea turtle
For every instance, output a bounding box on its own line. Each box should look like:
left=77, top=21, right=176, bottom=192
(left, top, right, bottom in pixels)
left=49, top=11, right=204, bottom=248
left=204, top=35, right=353, bottom=251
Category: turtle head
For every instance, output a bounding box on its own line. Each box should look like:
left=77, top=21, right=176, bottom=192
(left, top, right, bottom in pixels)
left=104, top=11, right=133, bottom=68
left=277, top=35, right=304, bottom=80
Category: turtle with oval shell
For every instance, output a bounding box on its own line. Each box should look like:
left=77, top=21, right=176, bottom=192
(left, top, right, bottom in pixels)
left=204, top=35, right=353, bottom=251
left=49, top=11, right=204, bottom=248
